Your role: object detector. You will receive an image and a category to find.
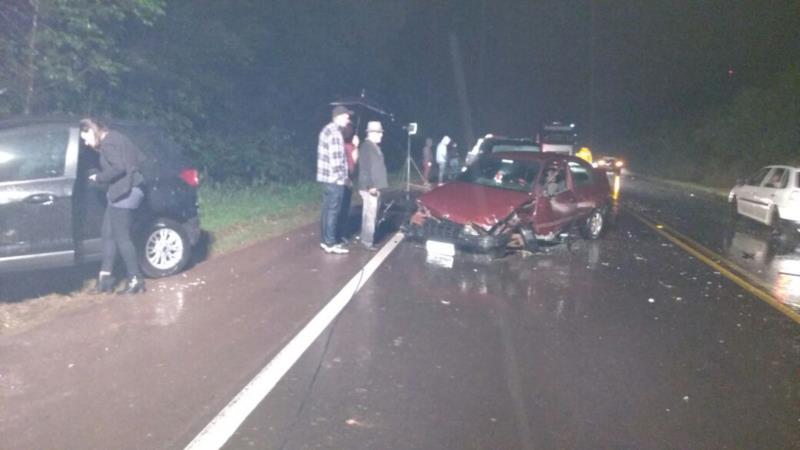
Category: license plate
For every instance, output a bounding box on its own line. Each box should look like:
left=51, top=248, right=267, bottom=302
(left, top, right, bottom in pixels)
left=426, top=252, right=454, bottom=269
left=426, top=240, right=456, bottom=257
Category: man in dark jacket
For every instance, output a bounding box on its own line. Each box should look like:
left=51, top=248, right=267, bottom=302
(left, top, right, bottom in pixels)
left=81, top=117, right=147, bottom=294
left=357, top=121, right=389, bottom=251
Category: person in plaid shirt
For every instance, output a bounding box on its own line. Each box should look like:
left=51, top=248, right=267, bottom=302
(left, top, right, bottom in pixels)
left=317, top=105, right=353, bottom=254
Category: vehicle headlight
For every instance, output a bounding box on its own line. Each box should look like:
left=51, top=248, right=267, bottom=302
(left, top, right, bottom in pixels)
left=615, top=161, right=624, bottom=167
left=462, top=224, right=480, bottom=236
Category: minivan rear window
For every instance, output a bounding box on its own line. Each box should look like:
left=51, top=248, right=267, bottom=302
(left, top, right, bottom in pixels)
left=0, top=126, right=69, bottom=183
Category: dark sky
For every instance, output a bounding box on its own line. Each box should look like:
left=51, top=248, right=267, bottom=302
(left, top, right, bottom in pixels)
left=247, top=0, right=799, bottom=153
left=342, top=0, right=800, bottom=149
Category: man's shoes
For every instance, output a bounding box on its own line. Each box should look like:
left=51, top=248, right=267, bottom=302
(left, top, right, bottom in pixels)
left=361, top=243, right=379, bottom=252
left=339, top=236, right=352, bottom=245
left=330, top=244, right=349, bottom=254
left=118, top=276, right=145, bottom=295
left=320, top=243, right=349, bottom=254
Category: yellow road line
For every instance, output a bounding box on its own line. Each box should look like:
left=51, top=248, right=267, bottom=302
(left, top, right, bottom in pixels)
left=625, top=207, right=800, bottom=326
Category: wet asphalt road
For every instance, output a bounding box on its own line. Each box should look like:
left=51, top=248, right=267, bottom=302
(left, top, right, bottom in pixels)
left=2, top=175, right=800, bottom=449
left=225, top=177, right=800, bottom=449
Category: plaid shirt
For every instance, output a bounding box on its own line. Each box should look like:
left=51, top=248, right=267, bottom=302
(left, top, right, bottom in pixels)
left=316, top=122, right=348, bottom=184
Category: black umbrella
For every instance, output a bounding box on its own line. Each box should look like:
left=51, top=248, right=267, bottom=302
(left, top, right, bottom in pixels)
left=330, top=90, right=395, bottom=133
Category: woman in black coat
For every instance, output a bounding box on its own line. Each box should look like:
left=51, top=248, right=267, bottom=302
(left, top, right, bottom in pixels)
left=80, top=118, right=147, bottom=294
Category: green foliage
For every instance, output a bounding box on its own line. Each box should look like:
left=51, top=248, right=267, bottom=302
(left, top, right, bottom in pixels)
left=625, top=66, right=800, bottom=187
left=0, top=0, right=414, bottom=185
left=194, top=127, right=315, bottom=185
left=0, top=0, right=165, bottom=114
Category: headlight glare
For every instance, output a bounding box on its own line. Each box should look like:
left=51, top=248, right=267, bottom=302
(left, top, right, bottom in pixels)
left=462, top=224, right=480, bottom=236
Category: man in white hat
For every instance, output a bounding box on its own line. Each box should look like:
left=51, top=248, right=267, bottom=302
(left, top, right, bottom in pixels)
left=317, top=105, right=353, bottom=254
left=357, top=121, right=389, bottom=251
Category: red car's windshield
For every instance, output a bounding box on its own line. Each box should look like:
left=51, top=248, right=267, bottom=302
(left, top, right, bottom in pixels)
left=456, top=157, right=540, bottom=192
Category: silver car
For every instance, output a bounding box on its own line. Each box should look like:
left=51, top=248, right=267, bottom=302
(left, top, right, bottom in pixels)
left=728, top=165, right=800, bottom=232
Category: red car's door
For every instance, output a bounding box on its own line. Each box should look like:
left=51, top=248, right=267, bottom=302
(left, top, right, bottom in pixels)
left=534, top=164, right=578, bottom=235
left=568, top=160, right=601, bottom=216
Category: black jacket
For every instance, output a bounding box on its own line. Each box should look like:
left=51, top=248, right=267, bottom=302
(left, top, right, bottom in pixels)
left=357, top=139, right=388, bottom=191
left=96, top=131, right=146, bottom=202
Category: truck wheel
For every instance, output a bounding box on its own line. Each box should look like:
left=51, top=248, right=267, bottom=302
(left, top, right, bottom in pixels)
left=580, top=209, right=605, bottom=240
left=140, top=218, right=191, bottom=278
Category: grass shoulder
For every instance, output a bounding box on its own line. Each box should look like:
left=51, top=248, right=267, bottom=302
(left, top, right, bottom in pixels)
left=199, top=182, right=321, bottom=254
left=200, top=172, right=407, bottom=255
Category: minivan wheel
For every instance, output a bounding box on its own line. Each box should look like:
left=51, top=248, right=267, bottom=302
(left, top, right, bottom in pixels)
left=140, top=218, right=191, bottom=278
left=580, top=209, right=605, bottom=240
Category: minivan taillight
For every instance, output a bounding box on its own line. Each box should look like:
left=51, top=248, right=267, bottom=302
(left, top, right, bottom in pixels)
left=180, top=168, right=200, bottom=187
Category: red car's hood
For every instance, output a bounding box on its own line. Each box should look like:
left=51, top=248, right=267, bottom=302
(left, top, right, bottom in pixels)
left=418, top=181, right=531, bottom=228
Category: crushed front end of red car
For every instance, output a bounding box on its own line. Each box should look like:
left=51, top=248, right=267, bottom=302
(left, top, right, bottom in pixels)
left=403, top=152, right=611, bottom=255
left=404, top=179, right=534, bottom=253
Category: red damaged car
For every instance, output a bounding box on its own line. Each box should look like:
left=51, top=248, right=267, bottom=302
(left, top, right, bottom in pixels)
left=405, top=152, right=611, bottom=254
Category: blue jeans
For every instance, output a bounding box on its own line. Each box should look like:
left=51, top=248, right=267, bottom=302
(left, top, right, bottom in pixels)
left=321, top=183, right=344, bottom=246
left=337, top=185, right=353, bottom=242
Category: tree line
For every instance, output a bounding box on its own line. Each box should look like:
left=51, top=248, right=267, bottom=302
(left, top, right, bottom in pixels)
left=623, top=66, right=800, bottom=187
left=0, top=0, right=412, bottom=184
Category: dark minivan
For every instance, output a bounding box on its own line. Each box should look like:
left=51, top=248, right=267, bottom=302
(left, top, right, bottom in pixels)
left=0, top=117, right=201, bottom=278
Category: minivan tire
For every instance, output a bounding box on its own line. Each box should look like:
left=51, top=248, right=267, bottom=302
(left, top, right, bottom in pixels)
left=140, top=218, right=191, bottom=278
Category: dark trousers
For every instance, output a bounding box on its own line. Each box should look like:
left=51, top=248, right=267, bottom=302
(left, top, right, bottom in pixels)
left=101, top=206, right=141, bottom=278
left=321, top=183, right=344, bottom=246
left=337, top=185, right=352, bottom=242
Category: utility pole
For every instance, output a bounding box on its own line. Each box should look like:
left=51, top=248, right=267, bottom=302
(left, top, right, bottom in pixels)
left=449, top=33, right=475, bottom=151
left=589, top=0, right=596, bottom=146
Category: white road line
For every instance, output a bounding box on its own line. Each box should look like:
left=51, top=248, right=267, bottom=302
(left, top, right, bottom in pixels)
left=184, top=232, right=406, bottom=450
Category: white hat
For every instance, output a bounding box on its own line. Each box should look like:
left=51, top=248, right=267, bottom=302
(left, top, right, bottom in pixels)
left=366, top=121, right=384, bottom=133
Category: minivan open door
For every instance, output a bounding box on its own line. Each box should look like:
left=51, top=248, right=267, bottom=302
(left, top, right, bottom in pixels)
left=0, top=125, right=79, bottom=273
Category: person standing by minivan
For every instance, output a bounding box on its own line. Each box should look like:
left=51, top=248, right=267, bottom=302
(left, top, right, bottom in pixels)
left=80, top=118, right=147, bottom=294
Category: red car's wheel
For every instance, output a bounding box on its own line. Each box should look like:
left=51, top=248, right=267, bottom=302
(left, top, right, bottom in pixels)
left=580, top=209, right=605, bottom=240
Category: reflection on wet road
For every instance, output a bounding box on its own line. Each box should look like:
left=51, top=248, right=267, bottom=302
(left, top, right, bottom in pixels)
left=622, top=175, right=800, bottom=312
left=2, top=175, right=800, bottom=449
left=228, top=174, right=800, bottom=449
left=723, top=230, right=800, bottom=308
